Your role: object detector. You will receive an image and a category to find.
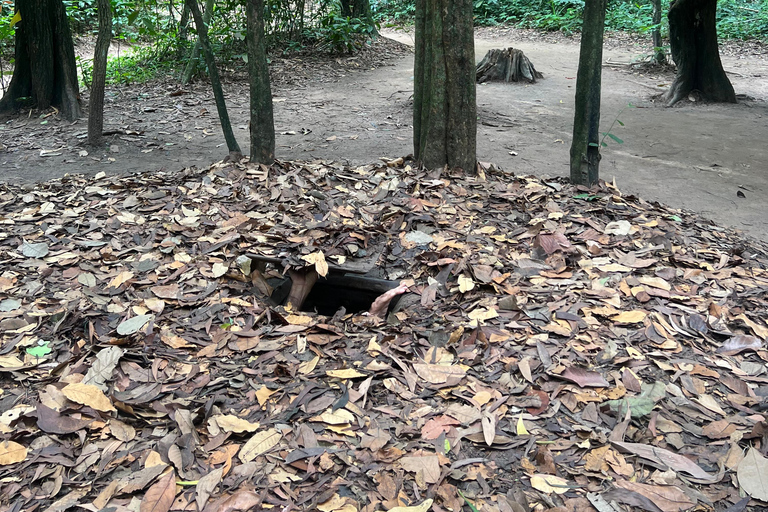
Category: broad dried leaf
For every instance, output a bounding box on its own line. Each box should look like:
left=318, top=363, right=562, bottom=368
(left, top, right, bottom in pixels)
left=530, top=474, right=570, bottom=495
left=140, top=470, right=177, bottom=512
left=716, top=334, right=763, bottom=356
left=239, top=429, right=281, bottom=462
left=0, top=440, right=27, bottom=465
left=737, top=447, right=768, bottom=501
left=396, top=455, right=441, bottom=483
left=196, top=467, right=223, bottom=511
left=62, top=383, right=116, bottom=412
left=214, top=415, right=260, bottom=433
left=559, top=367, right=609, bottom=388
left=612, top=441, right=716, bottom=482
left=614, top=479, right=695, bottom=512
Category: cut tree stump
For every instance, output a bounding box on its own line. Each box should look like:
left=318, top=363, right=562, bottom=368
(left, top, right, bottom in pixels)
left=476, top=48, right=543, bottom=84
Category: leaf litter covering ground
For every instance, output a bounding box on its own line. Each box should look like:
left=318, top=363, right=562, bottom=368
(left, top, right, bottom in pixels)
left=1, top=158, right=768, bottom=512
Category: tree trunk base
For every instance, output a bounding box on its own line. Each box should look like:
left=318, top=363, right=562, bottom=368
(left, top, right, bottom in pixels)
left=476, top=48, right=543, bottom=84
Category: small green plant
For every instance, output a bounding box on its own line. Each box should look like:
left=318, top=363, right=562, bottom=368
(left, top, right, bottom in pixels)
left=595, top=104, right=634, bottom=149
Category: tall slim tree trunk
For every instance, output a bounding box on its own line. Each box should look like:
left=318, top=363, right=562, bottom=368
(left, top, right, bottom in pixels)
left=413, top=0, right=476, bottom=173
left=182, top=0, right=213, bottom=84
left=246, top=0, right=275, bottom=164
left=664, top=0, right=735, bottom=106
left=651, top=0, right=665, bottom=65
left=569, top=0, right=607, bottom=186
left=88, top=0, right=112, bottom=146
left=0, top=0, right=80, bottom=120
left=185, top=0, right=242, bottom=158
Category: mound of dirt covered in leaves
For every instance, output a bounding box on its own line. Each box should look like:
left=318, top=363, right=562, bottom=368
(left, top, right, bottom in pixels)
left=1, top=158, right=768, bottom=512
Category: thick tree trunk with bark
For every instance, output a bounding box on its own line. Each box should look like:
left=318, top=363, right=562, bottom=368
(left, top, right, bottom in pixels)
left=246, top=0, right=275, bottom=164
left=569, top=0, right=607, bottom=186
left=476, top=48, right=542, bottom=83
left=88, top=0, right=112, bottom=146
left=185, top=0, right=242, bottom=158
left=651, top=0, right=666, bottom=65
left=0, top=0, right=80, bottom=120
left=413, top=0, right=476, bottom=173
left=664, top=0, right=735, bottom=106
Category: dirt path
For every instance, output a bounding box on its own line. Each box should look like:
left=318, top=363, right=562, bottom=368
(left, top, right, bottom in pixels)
left=1, top=29, right=767, bottom=241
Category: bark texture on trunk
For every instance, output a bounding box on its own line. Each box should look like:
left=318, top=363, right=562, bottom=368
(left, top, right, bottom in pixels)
left=413, top=0, right=476, bottom=173
left=569, top=0, right=607, bottom=187
left=88, top=0, right=112, bottom=146
left=185, top=0, right=242, bottom=158
left=246, top=0, right=275, bottom=164
left=0, top=0, right=80, bottom=120
left=665, top=0, right=735, bottom=106
left=651, top=0, right=666, bottom=65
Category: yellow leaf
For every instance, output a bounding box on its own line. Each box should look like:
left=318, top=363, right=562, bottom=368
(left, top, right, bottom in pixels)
left=62, top=382, right=116, bottom=412
left=388, top=499, right=433, bottom=512
left=611, top=310, right=647, bottom=324
left=0, top=441, right=27, bottom=465
left=301, top=251, right=329, bottom=277
left=530, top=474, right=570, bottom=494
left=516, top=413, right=529, bottom=435
left=214, top=415, right=260, bottom=433
left=145, top=450, right=167, bottom=468
left=239, top=429, right=281, bottom=463
left=458, top=275, right=475, bottom=293
left=255, top=386, right=277, bottom=407
left=311, top=408, right=355, bottom=425
left=299, top=355, right=320, bottom=375
left=468, top=307, right=498, bottom=322
left=326, top=369, right=367, bottom=379
left=366, top=337, right=382, bottom=355
left=107, top=271, right=134, bottom=289
left=10, top=12, right=21, bottom=29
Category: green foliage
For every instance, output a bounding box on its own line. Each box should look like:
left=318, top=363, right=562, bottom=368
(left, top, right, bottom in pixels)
left=315, top=13, right=379, bottom=53
left=373, top=0, right=768, bottom=40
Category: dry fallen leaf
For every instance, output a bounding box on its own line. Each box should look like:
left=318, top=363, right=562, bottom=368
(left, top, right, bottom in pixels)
left=0, top=441, right=27, bottom=465
left=239, top=429, right=281, bottom=463
left=62, top=383, right=117, bottom=412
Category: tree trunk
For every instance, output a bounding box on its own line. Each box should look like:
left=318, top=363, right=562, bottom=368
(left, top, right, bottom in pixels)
left=569, top=0, right=607, bottom=187
left=185, top=0, right=242, bottom=158
left=182, top=0, right=213, bottom=84
left=476, top=48, right=543, bottom=83
left=246, top=0, right=275, bottom=164
left=0, top=0, right=80, bottom=121
left=413, top=0, right=476, bottom=173
left=651, top=0, right=665, bottom=65
left=664, top=0, right=735, bottom=106
left=88, top=0, right=112, bottom=146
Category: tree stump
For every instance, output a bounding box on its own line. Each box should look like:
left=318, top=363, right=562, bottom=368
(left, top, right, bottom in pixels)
left=476, top=48, right=543, bottom=84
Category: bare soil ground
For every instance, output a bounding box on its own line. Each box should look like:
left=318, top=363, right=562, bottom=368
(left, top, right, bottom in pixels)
left=1, top=28, right=767, bottom=241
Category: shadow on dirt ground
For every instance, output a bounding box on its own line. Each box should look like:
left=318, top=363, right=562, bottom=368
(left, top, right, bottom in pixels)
left=1, top=28, right=766, bottom=241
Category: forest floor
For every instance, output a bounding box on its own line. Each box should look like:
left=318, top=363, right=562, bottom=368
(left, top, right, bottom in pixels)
left=1, top=28, right=767, bottom=243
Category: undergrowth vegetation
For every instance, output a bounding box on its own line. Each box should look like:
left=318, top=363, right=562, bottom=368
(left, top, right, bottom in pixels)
left=376, top=0, right=768, bottom=40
